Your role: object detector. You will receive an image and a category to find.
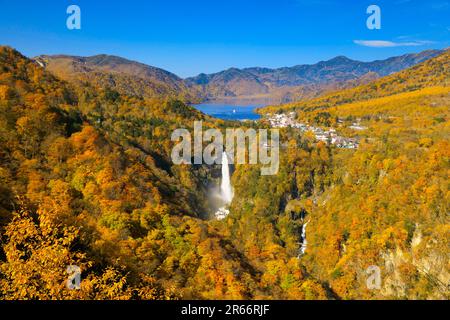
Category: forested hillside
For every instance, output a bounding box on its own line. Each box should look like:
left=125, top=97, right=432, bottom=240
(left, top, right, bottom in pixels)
left=35, top=54, right=200, bottom=103
left=249, top=49, right=450, bottom=299
left=0, top=46, right=329, bottom=299
left=259, top=49, right=449, bottom=115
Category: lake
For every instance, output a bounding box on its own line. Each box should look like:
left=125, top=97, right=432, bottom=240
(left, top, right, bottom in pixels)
left=194, top=103, right=262, bottom=121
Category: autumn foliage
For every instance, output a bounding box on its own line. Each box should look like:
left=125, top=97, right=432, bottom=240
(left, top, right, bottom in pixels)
left=0, top=46, right=448, bottom=300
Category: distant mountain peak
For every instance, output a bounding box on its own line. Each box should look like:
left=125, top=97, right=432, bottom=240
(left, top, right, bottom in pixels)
left=85, top=54, right=141, bottom=67
left=327, top=55, right=355, bottom=63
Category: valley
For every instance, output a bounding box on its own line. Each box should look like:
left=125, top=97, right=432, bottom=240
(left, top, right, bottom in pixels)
left=0, top=45, right=448, bottom=300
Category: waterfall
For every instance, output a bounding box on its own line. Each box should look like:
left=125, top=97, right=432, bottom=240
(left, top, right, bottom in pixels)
left=299, top=221, right=308, bottom=257
left=220, top=151, right=233, bottom=204
left=215, top=152, right=233, bottom=220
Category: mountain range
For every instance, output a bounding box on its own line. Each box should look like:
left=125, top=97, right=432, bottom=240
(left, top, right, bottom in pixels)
left=35, top=49, right=443, bottom=105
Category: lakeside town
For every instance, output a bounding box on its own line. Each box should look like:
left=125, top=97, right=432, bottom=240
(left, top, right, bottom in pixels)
left=265, top=112, right=364, bottom=149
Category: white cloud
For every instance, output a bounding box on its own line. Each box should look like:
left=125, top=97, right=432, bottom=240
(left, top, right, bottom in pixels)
left=353, top=40, right=433, bottom=48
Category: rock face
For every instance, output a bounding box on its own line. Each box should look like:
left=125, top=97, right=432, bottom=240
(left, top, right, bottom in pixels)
left=380, top=227, right=450, bottom=299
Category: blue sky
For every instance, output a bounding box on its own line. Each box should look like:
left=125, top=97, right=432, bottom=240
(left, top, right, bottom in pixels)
left=0, top=0, right=448, bottom=77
